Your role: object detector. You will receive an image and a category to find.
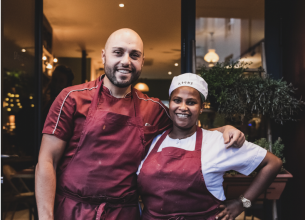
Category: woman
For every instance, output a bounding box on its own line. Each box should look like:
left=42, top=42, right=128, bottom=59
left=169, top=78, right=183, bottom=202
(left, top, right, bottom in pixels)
left=137, top=73, right=282, bottom=220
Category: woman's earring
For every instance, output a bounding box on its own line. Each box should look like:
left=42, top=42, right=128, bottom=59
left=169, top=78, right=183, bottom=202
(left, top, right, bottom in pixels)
left=200, top=110, right=203, bottom=114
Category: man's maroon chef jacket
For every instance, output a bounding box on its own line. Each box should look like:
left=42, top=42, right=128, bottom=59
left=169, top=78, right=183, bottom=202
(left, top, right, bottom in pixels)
left=42, top=76, right=172, bottom=174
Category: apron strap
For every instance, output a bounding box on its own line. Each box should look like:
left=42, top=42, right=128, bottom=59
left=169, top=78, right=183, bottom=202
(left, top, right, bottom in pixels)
left=96, top=203, right=107, bottom=220
left=86, top=76, right=145, bottom=145
left=195, top=127, right=203, bottom=151
left=148, top=126, right=202, bottom=156
left=150, top=129, right=171, bottom=154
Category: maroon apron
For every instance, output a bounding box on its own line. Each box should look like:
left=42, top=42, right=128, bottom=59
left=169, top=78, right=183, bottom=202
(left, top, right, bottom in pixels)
left=138, top=127, right=222, bottom=220
left=54, top=78, right=144, bottom=220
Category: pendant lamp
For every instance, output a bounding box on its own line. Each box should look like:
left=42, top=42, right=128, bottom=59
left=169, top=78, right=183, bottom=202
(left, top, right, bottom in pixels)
left=204, top=49, right=219, bottom=63
left=204, top=32, right=219, bottom=64
left=134, top=82, right=149, bottom=92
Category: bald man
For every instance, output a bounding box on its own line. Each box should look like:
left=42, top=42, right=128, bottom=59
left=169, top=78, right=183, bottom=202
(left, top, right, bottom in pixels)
left=36, top=28, right=245, bottom=220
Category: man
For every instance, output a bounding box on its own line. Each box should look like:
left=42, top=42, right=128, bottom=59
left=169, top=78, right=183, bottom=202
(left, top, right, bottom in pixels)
left=35, top=28, right=245, bottom=220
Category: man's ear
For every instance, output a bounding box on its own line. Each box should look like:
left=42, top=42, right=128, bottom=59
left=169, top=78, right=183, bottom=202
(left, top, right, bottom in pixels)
left=101, top=49, right=106, bottom=64
left=142, top=55, right=145, bottom=67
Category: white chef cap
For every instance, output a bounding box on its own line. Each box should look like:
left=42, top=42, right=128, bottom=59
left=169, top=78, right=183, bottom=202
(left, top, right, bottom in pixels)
left=169, top=73, right=208, bottom=101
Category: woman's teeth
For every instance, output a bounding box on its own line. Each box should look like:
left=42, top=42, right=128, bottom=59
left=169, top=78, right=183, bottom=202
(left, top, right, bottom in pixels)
left=117, top=70, right=130, bottom=74
left=177, top=114, right=188, bottom=119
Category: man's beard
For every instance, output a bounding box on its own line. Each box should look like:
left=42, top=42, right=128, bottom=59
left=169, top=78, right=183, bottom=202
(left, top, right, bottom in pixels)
left=104, top=59, right=141, bottom=88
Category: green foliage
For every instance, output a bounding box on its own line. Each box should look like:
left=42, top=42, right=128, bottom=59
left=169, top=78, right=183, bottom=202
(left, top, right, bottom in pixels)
left=253, top=138, right=286, bottom=163
left=199, top=62, right=305, bottom=124
left=225, top=138, right=285, bottom=176
left=3, top=70, right=35, bottom=96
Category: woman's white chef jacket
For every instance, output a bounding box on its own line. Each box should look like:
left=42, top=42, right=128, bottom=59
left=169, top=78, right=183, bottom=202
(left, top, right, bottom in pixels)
left=137, top=129, right=267, bottom=201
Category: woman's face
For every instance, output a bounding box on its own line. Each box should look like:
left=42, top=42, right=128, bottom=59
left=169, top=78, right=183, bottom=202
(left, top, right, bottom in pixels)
left=169, top=86, right=203, bottom=130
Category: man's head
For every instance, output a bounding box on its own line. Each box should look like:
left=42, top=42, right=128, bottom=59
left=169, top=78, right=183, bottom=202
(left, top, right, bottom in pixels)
left=102, top=28, right=144, bottom=88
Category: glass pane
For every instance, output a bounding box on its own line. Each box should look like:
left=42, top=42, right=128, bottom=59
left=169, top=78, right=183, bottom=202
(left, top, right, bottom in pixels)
left=43, top=0, right=181, bottom=101
left=1, top=0, right=36, bottom=218
left=196, top=0, right=265, bottom=141
left=196, top=0, right=265, bottom=69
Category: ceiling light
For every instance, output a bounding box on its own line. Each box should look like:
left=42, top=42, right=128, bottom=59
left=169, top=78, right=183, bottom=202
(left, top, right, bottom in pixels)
left=31, top=104, right=35, bottom=107
left=174, top=63, right=178, bottom=66
left=53, top=58, right=58, bottom=63
left=21, top=49, right=26, bottom=52
left=15, top=94, right=19, bottom=97
left=119, top=3, right=124, bottom=7
left=46, top=63, right=53, bottom=69
left=42, top=56, right=47, bottom=61
left=168, top=71, right=172, bottom=75
left=29, top=96, right=33, bottom=99
left=134, top=83, right=149, bottom=92
left=7, top=108, right=11, bottom=112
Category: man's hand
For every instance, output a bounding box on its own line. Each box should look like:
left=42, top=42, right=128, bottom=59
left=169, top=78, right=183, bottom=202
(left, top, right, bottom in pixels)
left=222, top=125, right=245, bottom=148
left=216, top=199, right=245, bottom=220
left=210, top=125, right=245, bottom=148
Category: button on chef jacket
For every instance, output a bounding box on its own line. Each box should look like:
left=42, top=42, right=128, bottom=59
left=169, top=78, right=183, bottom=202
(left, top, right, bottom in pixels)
left=42, top=76, right=172, bottom=219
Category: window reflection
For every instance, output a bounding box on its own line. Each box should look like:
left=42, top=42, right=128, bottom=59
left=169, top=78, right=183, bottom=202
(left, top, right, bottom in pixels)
left=1, top=0, right=36, bottom=219
left=196, top=0, right=265, bottom=141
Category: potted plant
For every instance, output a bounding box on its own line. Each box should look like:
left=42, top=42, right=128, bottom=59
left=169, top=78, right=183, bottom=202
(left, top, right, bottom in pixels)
left=199, top=61, right=304, bottom=151
left=199, top=62, right=304, bottom=218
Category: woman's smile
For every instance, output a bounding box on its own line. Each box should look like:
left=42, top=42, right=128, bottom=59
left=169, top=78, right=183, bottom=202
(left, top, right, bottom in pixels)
left=176, top=113, right=190, bottom=119
left=169, top=86, right=203, bottom=134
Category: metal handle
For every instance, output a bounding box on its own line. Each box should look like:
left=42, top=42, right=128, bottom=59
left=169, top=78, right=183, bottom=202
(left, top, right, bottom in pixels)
left=192, top=40, right=196, bottom=73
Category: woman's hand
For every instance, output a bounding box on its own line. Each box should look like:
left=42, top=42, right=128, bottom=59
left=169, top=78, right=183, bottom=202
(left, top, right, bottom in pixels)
left=216, top=199, right=245, bottom=220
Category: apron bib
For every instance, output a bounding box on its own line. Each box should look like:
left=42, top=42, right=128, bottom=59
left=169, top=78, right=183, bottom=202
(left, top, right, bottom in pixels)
left=55, top=78, right=144, bottom=220
left=138, top=127, right=222, bottom=220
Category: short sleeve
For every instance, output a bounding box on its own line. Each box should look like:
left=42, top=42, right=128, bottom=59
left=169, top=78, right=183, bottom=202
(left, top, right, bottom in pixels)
left=217, top=139, right=267, bottom=176
left=42, top=88, right=75, bottom=141
left=156, top=104, right=172, bottom=133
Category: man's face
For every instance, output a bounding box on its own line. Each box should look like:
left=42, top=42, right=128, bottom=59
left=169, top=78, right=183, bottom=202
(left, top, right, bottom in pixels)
left=102, top=31, right=144, bottom=88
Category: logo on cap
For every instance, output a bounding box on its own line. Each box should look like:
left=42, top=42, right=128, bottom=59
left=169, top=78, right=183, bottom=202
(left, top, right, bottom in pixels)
left=178, top=81, right=193, bottom=86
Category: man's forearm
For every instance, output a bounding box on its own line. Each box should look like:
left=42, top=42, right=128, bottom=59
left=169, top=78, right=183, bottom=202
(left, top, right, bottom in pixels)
left=208, top=126, right=225, bottom=133
left=35, top=161, right=57, bottom=220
